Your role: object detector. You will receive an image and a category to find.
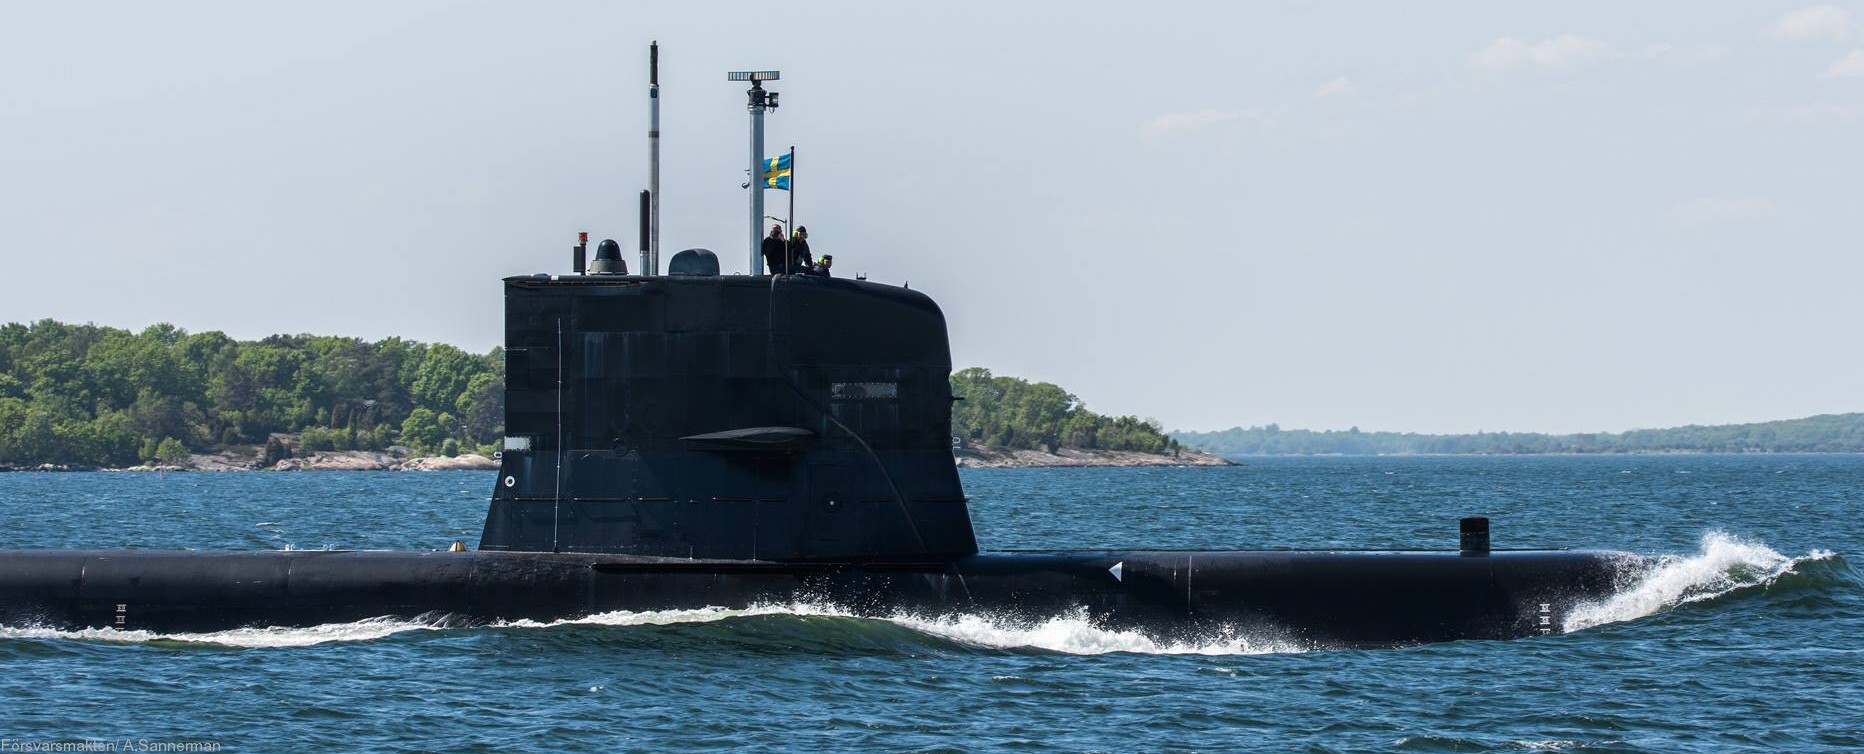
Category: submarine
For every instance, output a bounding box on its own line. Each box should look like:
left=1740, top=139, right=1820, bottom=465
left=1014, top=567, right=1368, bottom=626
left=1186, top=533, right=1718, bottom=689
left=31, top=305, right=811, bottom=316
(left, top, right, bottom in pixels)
left=0, top=243, right=1635, bottom=647
left=0, top=57, right=1640, bottom=648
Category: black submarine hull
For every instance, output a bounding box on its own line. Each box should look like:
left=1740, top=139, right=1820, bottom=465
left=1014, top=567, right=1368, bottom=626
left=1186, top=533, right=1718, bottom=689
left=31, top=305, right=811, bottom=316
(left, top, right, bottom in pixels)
left=0, top=274, right=1645, bottom=648
left=0, top=548, right=1633, bottom=647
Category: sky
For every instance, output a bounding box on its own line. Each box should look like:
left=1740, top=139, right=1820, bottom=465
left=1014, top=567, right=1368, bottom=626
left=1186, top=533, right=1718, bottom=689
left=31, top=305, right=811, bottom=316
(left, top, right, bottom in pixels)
left=1, top=2, right=1860, bottom=435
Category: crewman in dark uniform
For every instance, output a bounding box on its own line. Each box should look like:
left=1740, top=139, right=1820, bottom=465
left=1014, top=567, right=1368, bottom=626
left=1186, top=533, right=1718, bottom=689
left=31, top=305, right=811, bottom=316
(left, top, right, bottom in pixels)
left=760, top=224, right=789, bottom=275
left=789, top=226, right=815, bottom=273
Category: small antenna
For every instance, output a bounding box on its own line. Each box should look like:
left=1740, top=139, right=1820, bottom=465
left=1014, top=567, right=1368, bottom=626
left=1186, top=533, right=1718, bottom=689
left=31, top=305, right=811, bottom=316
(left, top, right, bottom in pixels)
left=647, top=41, right=661, bottom=276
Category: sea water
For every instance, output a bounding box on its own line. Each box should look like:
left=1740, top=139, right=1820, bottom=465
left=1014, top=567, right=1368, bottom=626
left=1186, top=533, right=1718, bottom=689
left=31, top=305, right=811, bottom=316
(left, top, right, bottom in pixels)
left=0, top=455, right=1858, bottom=752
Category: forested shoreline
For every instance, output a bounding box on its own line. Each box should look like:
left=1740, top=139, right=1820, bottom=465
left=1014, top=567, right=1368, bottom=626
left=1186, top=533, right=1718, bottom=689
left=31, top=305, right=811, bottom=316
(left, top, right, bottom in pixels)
left=0, top=321, right=1182, bottom=469
left=948, top=368, right=1179, bottom=455
left=0, top=320, right=502, bottom=469
left=1175, top=414, right=1864, bottom=456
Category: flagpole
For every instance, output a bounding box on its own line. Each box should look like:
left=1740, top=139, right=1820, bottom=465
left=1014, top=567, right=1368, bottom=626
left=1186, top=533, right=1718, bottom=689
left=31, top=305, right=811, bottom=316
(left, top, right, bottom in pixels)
left=780, top=152, right=791, bottom=274
left=788, top=145, right=796, bottom=269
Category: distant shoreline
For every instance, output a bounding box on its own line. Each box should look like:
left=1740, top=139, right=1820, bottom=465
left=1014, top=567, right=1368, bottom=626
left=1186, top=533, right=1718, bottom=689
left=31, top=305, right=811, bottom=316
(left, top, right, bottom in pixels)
left=1213, top=450, right=1864, bottom=458
left=953, top=446, right=1234, bottom=469
left=1174, top=413, right=1864, bottom=456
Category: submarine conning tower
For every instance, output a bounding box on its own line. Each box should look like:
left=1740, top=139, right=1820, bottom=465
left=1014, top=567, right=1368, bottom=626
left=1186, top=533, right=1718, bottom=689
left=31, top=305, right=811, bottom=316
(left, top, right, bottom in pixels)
left=480, top=251, right=979, bottom=562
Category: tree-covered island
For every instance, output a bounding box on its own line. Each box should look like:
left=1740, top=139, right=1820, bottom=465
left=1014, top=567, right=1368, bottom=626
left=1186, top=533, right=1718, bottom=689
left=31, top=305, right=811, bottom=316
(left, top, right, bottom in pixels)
left=948, top=368, right=1179, bottom=454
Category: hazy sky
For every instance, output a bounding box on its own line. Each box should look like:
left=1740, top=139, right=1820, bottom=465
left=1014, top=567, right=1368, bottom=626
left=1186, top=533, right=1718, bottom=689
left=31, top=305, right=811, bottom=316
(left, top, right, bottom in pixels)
left=3, top=2, right=1860, bottom=434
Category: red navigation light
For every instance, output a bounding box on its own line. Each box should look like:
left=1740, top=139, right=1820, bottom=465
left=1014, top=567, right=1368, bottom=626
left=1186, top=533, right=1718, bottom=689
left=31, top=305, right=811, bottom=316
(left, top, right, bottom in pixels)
left=578, top=231, right=589, bottom=244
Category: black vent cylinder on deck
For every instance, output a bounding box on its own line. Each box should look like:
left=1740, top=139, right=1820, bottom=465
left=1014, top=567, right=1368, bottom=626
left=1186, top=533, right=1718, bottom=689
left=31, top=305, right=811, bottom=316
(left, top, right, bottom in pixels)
left=1460, top=516, right=1490, bottom=556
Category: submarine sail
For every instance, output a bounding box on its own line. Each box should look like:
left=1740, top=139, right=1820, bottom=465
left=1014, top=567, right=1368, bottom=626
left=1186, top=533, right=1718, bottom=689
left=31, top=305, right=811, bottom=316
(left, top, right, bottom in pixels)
left=482, top=269, right=977, bottom=561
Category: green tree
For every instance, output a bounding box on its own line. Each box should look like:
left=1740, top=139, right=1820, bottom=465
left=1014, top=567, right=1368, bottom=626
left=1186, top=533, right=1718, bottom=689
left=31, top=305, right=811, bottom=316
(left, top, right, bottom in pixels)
left=261, top=435, right=290, bottom=467
left=154, top=437, right=190, bottom=466
left=399, top=407, right=449, bottom=454
left=0, top=397, right=32, bottom=464
left=410, top=345, right=483, bottom=415
left=457, top=371, right=503, bottom=445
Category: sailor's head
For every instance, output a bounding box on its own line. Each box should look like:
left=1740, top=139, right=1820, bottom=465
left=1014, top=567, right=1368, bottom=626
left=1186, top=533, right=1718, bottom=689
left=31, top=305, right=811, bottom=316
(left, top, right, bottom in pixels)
left=794, top=226, right=808, bottom=239
left=769, top=224, right=784, bottom=238
left=820, top=254, right=833, bottom=267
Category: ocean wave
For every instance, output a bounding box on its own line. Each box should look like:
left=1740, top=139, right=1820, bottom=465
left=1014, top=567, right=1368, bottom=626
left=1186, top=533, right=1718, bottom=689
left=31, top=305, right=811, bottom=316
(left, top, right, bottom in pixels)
left=1562, top=531, right=1842, bottom=632
left=0, top=604, right=1303, bottom=655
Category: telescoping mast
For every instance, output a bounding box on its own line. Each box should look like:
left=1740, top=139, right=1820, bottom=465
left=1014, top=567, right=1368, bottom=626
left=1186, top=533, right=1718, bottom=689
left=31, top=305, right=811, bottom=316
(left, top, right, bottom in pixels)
left=646, top=41, right=662, bottom=276
left=729, top=69, right=779, bottom=274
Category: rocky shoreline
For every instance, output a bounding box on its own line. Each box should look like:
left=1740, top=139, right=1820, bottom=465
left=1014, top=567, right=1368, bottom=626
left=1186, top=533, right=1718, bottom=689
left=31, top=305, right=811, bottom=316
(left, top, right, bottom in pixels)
left=953, top=446, right=1234, bottom=468
left=0, top=449, right=499, bottom=473
left=268, top=451, right=499, bottom=472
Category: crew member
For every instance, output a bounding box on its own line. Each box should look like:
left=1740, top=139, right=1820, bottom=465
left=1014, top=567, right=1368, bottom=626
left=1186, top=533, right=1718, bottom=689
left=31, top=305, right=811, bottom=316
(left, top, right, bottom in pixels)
left=810, top=254, right=834, bottom=278
left=760, top=224, right=789, bottom=275
left=789, top=226, right=815, bottom=273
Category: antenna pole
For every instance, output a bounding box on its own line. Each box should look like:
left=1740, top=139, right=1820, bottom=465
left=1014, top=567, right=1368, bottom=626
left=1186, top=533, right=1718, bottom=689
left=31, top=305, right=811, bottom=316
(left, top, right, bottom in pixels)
left=648, top=41, right=661, bottom=276
left=730, top=70, right=779, bottom=274
left=748, top=80, right=766, bottom=274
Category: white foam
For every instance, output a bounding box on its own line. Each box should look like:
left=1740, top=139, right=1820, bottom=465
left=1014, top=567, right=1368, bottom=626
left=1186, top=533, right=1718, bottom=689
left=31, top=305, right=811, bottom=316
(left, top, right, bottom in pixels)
left=887, top=609, right=1304, bottom=656
left=1563, top=531, right=1835, bottom=632
left=555, top=603, right=1305, bottom=655
left=0, top=605, right=830, bottom=649
left=0, top=626, right=167, bottom=644
left=507, top=602, right=1301, bottom=655
left=1515, top=740, right=1618, bottom=751
left=0, top=606, right=782, bottom=647
left=496, top=602, right=857, bottom=629
left=168, top=616, right=448, bottom=647
left=0, top=616, right=445, bottom=648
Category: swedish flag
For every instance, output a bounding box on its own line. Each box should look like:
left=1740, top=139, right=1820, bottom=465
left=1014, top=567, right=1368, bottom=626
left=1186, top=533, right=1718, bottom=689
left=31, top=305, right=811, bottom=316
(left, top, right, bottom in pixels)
left=761, top=153, right=792, bottom=191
